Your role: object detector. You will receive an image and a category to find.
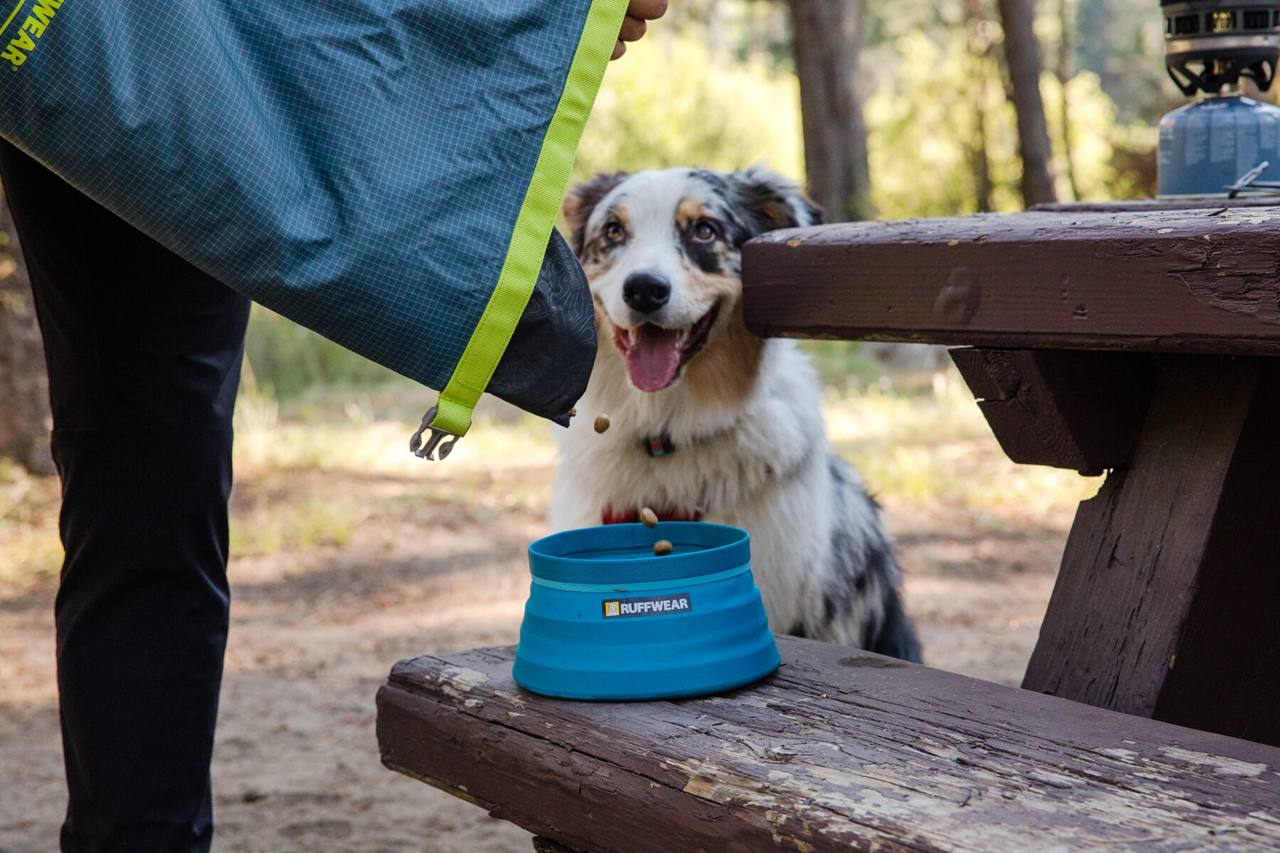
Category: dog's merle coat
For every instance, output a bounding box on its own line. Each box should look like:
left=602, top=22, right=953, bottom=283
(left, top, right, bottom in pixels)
left=551, top=167, right=921, bottom=662
left=814, top=458, right=920, bottom=661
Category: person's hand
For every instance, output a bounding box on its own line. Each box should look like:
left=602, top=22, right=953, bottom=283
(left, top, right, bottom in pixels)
left=612, top=0, right=667, bottom=60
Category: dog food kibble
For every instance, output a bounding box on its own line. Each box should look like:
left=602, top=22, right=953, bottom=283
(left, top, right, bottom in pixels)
left=639, top=507, right=659, bottom=528
left=594, top=414, right=611, bottom=434
left=569, top=407, right=577, bottom=418
left=653, top=539, right=674, bottom=556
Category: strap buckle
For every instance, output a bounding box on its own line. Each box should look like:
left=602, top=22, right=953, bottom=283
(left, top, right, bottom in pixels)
left=409, top=406, right=462, bottom=462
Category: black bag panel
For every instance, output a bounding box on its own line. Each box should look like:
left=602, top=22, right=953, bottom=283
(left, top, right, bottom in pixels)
left=488, top=229, right=597, bottom=427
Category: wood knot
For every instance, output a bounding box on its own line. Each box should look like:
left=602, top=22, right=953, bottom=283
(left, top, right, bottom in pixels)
left=934, top=268, right=981, bottom=324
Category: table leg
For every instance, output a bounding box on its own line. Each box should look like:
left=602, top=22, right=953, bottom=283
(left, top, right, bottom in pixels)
left=1022, top=356, right=1280, bottom=746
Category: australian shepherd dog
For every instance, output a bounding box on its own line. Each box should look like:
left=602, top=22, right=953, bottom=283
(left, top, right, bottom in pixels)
left=549, top=167, right=921, bottom=661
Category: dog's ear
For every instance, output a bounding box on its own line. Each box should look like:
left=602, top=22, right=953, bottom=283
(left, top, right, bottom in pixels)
left=729, top=166, right=823, bottom=236
left=562, top=171, right=628, bottom=256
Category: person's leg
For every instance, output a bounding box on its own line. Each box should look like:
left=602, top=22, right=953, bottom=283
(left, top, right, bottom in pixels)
left=0, top=140, right=251, bottom=853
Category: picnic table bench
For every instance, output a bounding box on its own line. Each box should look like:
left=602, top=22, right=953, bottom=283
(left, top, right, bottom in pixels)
left=378, top=201, right=1280, bottom=851
left=377, top=638, right=1280, bottom=852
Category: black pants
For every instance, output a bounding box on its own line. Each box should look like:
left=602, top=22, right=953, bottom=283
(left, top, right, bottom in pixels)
left=1, top=140, right=250, bottom=852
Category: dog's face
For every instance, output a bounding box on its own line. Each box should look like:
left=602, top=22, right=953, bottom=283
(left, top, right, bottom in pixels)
left=563, top=167, right=821, bottom=393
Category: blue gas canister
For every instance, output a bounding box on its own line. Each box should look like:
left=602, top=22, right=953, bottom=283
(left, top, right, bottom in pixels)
left=1158, top=94, right=1280, bottom=197
left=1158, top=1, right=1280, bottom=197
left=513, top=522, right=780, bottom=701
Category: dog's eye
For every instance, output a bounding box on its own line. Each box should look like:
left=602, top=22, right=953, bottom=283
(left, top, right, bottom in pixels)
left=603, top=220, right=626, bottom=242
left=693, top=220, right=718, bottom=242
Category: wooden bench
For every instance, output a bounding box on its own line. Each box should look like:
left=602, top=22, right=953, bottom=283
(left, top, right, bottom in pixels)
left=377, top=637, right=1280, bottom=853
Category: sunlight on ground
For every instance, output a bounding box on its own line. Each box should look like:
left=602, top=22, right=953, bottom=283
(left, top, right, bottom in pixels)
left=828, top=373, right=1103, bottom=522
left=0, top=459, right=62, bottom=585
left=231, top=378, right=557, bottom=476
left=0, top=368, right=1102, bottom=590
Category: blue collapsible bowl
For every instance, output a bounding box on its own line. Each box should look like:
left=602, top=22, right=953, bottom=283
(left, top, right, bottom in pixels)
left=513, top=522, right=780, bottom=701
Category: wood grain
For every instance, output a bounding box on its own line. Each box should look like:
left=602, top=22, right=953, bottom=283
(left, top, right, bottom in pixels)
left=948, top=348, right=1156, bottom=473
left=741, top=207, right=1280, bottom=354
left=1030, top=199, right=1280, bottom=213
left=1025, top=357, right=1280, bottom=746
left=378, top=639, right=1280, bottom=853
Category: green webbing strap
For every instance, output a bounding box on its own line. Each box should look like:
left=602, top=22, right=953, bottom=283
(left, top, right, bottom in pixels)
left=428, top=0, right=628, bottom=438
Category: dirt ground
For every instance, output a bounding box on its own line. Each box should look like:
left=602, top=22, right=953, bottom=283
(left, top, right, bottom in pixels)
left=0, top=458, right=1076, bottom=853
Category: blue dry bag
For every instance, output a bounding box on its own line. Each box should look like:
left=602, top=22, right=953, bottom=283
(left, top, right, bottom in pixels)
left=0, top=0, right=627, bottom=447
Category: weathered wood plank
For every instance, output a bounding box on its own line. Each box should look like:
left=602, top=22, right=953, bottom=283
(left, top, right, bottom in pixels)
left=1025, top=357, right=1280, bottom=746
left=1030, top=199, right=1280, bottom=213
left=741, top=207, right=1280, bottom=354
left=377, top=639, right=1280, bottom=853
left=948, top=348, right=1156, bottom=473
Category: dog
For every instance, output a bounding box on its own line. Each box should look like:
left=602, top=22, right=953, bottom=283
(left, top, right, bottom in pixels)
left=549, top=166, right=921, bottom=661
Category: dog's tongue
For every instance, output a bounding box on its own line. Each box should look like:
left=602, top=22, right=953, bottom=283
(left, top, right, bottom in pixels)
left=626, top=325, right=683, bottom=392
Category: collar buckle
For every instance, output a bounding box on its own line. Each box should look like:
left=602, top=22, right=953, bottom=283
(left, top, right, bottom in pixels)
left=644, top=434, right=675, bottom=458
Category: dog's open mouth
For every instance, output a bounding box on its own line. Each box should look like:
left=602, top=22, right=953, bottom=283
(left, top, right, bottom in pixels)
left=612, top=305, right=719, bottom=392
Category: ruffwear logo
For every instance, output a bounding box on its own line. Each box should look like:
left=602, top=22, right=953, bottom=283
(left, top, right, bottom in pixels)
left=602, top=593, right=692, bottom=619
left=1, top=0, right=64, bottom=71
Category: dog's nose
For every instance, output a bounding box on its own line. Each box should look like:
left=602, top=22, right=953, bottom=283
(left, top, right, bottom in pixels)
left=622, top=272, right=671, bottom=314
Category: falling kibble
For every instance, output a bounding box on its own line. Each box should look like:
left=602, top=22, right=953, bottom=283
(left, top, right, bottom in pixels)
left=639, top=507, right=658, bottom=528
left=594, top=414, right=611, bottom=434
left=653, top=539, right=673, bottom=556
left=569, top=407, right=577, bottom=418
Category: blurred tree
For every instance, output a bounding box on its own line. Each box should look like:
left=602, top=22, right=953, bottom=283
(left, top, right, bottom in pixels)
left=996, top=0, right=1058, bottom=206
left=964, top=0, right=998, bottom=212
left=0, top=193, right=52, bottom=474
left=1076, top=0, right=1174, bottom=123
left=1055, top=0, right=1080, bottom=201
left=786, top=0, right=874, bottom=221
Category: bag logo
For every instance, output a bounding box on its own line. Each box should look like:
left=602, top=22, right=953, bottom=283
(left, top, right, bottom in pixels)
left=602, top=593, right=692, bottom=619
left=1, top=0, right=64, bottom=72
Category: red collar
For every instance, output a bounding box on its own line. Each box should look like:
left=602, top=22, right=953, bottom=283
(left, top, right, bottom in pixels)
left=602, top=507, right=702, bottom=525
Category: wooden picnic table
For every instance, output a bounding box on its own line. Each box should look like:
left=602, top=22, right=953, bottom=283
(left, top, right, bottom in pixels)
left=376, top=201, right=1280, bottom=852
left=741, top=200, right=1280, bottom=748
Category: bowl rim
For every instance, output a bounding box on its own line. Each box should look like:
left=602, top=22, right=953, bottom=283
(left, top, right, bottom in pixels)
left=528, top=522, right=750, bottom=585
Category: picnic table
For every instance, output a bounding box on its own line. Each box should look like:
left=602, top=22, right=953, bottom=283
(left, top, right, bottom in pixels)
left=741, top=200, right=1280, bottom=748
left=377, top=201, right=1280, bottom=852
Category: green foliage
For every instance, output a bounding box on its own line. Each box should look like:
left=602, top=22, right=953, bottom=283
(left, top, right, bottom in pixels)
left=867, top=27, right=1156, bottom=218
left=867, top=29, right=1017, bottom=218
left=573, top=33, right=804, bottom=183
left=242, top=304, right=401, bottom=400
left=799, top=341, right=877, bottom=391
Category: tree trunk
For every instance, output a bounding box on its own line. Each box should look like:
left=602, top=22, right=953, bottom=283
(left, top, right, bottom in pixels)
left=0, top=189, right=52, bottom=474
left=996, top=0, right=1059, bottom=206
left=965, top=0, right=997, bottom=213
left=787, top=0, right=873, bottom=222
left=1056, top=0, right=1080, bottom=201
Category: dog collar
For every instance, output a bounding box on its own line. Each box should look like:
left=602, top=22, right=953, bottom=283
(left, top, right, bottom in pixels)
left=643, top=433, right=675, bottom=458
